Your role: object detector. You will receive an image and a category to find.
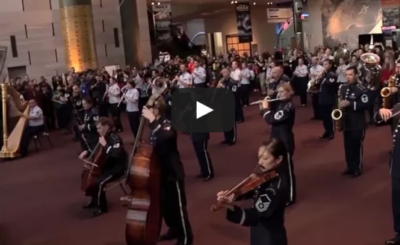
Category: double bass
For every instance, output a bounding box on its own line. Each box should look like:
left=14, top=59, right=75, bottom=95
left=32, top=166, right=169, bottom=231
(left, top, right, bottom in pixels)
left=121, top=80, right=168, bottom=245
left=80, top=132, right=108, bottom=191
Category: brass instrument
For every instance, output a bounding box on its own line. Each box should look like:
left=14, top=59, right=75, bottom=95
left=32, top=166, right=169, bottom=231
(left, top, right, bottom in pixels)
left=117, top=89, right=128, bottom=107
left=360, top=52, right=381, bottom=64
left=307, top=72, right=324, bottom=93
left=331, top=84, right=343, bottom=131
left=381, top=75, right=397, bottom=108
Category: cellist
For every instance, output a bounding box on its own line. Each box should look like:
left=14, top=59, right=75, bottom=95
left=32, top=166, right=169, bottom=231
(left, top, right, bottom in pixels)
left=141, top=98, right=194, bottom=245
left=216, top=139, right=290, bottom=245
left=79, top=117, right=127, bottom=217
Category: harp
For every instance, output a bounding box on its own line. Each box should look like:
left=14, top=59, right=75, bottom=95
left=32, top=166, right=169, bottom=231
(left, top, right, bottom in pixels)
left=0, top=46, right=29, bottom=158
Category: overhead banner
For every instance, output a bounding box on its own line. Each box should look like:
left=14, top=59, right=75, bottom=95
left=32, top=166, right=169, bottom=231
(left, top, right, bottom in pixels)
left=235, top=3, right=253, bottom=43
left=152, top=3, right=172, bottom=44
left=381, top=0, right=400, bottom=28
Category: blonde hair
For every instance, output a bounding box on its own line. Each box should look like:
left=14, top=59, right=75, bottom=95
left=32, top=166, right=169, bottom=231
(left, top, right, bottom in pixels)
left=278, top=82, right=294, bottom=98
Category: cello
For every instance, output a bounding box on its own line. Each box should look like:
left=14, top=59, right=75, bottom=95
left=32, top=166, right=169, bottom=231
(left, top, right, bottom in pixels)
left=121, top=81, right=168, bottom=245
left=80, top=132, right=108, bottom=191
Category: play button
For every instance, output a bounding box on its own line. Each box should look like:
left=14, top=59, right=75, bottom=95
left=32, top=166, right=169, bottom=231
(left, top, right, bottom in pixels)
left=196, top=101, right=213, bottom=119
left=171, top=88, right=235, bottom=133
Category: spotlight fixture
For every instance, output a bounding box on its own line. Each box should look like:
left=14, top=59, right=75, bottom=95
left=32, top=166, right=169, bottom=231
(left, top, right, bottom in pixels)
left=151, top=2, right=155, bottom=5
left=157, top=2, right=161, bottom=5
left=231, top=0, right=234, bottom=3
left=252, top=2, right=256, bottom=5
left=234, top=0, right=237, bottom=3
left=267, top=2, right=273, bottom=5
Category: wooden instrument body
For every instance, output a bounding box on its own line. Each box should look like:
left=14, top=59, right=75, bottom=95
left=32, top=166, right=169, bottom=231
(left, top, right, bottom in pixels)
left=0, top=83, right=29, bottom=158
left=125, top=143, right=162, bottom=245
left=81, top=144, right=107, bottom=191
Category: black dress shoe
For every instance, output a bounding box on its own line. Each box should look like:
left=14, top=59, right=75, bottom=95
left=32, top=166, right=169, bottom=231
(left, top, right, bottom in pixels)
left=350, top=172, right=362, bottom=178
left=203, top=175, right=214, bottom=181
left=319, top=133, right=329, bottom=139
left=159, top=231, right=178, bottom=241
left=83, top=200, right=97, bottom=209
left=385, top=238, right=400, bottom=245
left=341, top=169, right=352, bottom=176
left=92, top=208, right=108, bottom=217
left=195, top=173, right=204, bottom=178
left=327, top=134, right=334, bottom=140
left=175, top=240, right=193, bottom=245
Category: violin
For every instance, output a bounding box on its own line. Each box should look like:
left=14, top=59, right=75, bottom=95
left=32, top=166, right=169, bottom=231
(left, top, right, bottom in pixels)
left=211, top=170, right=278, bottom=212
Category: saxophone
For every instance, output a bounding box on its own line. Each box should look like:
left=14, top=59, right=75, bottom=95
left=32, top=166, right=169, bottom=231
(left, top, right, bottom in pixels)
left=331, top=84, right=343, bottom=132
left=381, top=74, right=397, bottom=108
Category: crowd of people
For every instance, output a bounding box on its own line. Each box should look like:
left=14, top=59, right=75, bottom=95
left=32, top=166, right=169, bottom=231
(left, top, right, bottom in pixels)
left=3, top=39, right=400, bottom=245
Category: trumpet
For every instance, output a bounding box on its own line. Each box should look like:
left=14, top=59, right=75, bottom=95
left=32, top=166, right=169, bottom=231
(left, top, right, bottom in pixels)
left=307, top=72, right=324, bottom=93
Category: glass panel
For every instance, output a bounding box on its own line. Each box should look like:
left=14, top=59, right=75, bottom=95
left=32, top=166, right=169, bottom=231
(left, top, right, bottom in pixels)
left=243, top=43, right=250, bottom=49
left=238, top=43, right=244, bottom=49
left=232, top=37, right=238, bottom=43
left=227, top=38, right=232, bottom=44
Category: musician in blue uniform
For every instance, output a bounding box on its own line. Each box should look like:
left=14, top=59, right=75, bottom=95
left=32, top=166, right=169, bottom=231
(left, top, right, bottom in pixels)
left=376, top=104, right=400, bottom=245
left=318, top=59, right=338, bottom=139
left=266, top=65, right=291, bottom=111
left=216, top=138, right=290, bottom=245
left=219, top=68, right=238, bottom=146
left=337, top=66, right=370, bottom=178
left=142, top=98, right=194, bottom=245
left=79, top=117, right=127, bottom=217
left=260, top=82, right=296, bottom=205
left=79, top=97, right=100, bottom=151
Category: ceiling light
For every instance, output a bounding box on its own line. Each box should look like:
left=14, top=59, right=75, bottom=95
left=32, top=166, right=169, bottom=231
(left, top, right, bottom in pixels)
left=231, top=0, right=234, bottom=3
left=253, top=2, right=256, bottom=5
left=234, top=0, right=238, bottom=3
left=157, top=2, right=161, bottom=5
left=151, top=2, right=154, bottom=5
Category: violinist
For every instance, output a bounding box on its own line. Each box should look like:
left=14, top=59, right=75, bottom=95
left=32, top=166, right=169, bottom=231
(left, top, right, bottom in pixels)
left=260, top=82, right=296, bottom=205
left=79, top=97, right=100, bottom=151
left=216, top=138, right=289, bottom=245
left=79, top=117, right=127, bottom=217
left=141, top=98, right=194, bottom=245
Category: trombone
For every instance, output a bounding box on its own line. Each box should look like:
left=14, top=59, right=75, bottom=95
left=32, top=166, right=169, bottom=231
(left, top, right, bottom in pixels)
left=331, top=108, right=343, bottom=120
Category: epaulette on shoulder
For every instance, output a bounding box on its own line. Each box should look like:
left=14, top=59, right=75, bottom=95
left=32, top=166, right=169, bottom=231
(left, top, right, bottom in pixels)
left=356, top=83, right=367, bottom=91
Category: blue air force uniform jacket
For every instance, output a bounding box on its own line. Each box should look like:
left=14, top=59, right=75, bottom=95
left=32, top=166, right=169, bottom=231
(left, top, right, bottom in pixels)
left=226, top=168, right=289, bottom=245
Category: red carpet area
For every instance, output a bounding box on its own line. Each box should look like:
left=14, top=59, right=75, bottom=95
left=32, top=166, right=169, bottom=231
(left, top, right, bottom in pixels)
left=0, top=101, right=395, bottom=245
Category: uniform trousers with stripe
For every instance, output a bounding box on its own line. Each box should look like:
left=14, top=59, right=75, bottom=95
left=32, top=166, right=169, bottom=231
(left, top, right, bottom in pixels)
left=286, top=153, right=296, bottom=204
left=320, top=104, right=335, bottom=136
left=85, top=172, right=121, bottom=210
left=391, top=176, right=400, bottom=242
left=224, top=122, right=237, bottom=144
left=161, top=179, right=193, bottom=245
left=192, top=139, right=214, bottom=177
left=343, top=130, right=365, bottom=173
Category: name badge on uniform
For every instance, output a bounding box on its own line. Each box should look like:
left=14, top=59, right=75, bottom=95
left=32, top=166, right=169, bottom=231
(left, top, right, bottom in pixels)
left=274, top=110, right=284, bottom=120
left=361, top=94, right=368, bottom=103
left=231, top=85, right=237, bottom=92
left=255, top=194, right=271, bottom=212
left=349, top=93, right=355, bottom=99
